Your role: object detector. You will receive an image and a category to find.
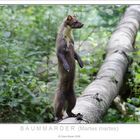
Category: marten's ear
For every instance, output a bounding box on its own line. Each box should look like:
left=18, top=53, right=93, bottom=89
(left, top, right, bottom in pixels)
left=67, top=15, right=73, bottom=21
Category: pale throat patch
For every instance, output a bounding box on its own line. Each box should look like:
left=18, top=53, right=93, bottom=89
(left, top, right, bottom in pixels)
left=63, top=25, right=74, bottom=48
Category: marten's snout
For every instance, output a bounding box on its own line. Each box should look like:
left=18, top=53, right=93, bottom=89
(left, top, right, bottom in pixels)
left=77, top=23, right=84, bottom=28
left=71, top=22, right=84, bottom=29
left=80, top=23, right=84, bottom=28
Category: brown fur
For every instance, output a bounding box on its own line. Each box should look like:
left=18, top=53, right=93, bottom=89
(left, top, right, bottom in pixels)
left=54, top=15, right=84, bottom=120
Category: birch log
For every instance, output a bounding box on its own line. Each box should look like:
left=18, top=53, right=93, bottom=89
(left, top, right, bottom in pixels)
left=59, top=5, right=140, bottom=123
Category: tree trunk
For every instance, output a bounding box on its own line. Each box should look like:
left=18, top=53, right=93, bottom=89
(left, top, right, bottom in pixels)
left=59, top=5, right=140, bottom=123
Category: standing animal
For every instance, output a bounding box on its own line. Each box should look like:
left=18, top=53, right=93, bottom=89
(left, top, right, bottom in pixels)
left=54, top=15, right=84, bottom=120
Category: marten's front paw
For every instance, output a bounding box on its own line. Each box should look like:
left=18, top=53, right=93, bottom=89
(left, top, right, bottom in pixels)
left=79, top=61, right=84, bottom=68
left=63, top=63, right=70, bottom=72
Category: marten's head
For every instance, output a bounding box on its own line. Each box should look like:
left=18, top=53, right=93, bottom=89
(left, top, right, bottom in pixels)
left=65, top=15, right=84, bottom=29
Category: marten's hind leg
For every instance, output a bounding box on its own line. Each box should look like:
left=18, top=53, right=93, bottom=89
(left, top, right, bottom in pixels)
left=54, top=92, right=65, bottom=120
left=66, top=92, right=76, bottom=117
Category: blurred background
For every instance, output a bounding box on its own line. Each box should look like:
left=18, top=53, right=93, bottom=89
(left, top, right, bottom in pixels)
left=0, top=5, right=140, bottom=123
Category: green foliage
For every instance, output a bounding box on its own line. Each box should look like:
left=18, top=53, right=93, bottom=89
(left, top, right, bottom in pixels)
left=0, top=6, right=57, bottom=122
left=95, top=5, right=127, bottom=28
left=123, top=32, right=140, bottom=122
left=1, top=5, right=138, bottom=123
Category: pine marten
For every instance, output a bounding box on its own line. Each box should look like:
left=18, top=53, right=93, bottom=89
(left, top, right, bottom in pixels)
left=54, top=15, right=84, bottom=120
